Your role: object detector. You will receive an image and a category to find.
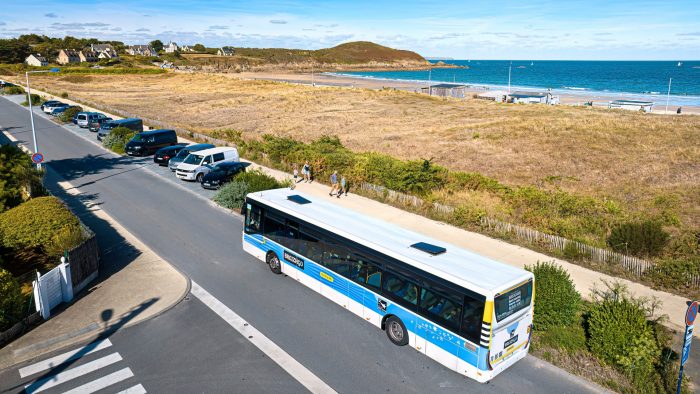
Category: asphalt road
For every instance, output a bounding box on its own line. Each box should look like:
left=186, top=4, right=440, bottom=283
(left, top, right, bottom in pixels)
left=0, top=96, right=606, bottom=393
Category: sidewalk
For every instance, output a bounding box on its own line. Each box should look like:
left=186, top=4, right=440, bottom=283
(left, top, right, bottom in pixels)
left=0, top=130, right=189, bottom=370
left=251, top=163, right=698, bottom=338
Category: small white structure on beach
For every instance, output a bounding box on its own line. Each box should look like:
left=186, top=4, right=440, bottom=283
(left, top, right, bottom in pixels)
left=508, top=91, right=559, bottom=105
left=608, top=100, right=653, bottom=112
left=476, top=90, right=509, bottom=102
left=421, top=83, right=468, bottom=98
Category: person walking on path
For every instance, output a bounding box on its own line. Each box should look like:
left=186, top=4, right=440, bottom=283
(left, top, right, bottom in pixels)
left=302, top=161, right=311, bottom=183
left=293, top=163, right=300, bottom=183
left=337, top=176, right=347, bottom=198
left=329, top=171, right=339, bottom=196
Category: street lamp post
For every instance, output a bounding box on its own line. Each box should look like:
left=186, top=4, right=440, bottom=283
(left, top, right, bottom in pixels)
left=25, top=68, right=59, bottom=170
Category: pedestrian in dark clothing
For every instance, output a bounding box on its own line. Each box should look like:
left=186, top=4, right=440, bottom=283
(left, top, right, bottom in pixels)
left=302, top=161, right=310, bottom=182
left=677, top=107, right=682, bottom=114
left=337, top=176, right=347, bottom=198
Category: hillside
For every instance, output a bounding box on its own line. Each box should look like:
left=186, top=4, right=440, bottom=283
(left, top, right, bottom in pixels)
left=179, top=41, right=429, bottom=71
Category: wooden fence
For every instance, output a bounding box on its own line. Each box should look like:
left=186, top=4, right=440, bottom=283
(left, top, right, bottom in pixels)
left=358, top=182, right=700, bottom=288
left=68, top=224, right=100, bottom=294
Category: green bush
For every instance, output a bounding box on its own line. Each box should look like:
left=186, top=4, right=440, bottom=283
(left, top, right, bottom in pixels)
left=234, top=169, right=282, bottom=193
left=2, top=85, right=25, bottom=95
left=0, top=145, right=44, bottom=212
left=213, top=181, right=248, bottom=210
left=0, top=196, right=82, bottom=255
left=59, top=106, right=83, bottom=123
left=586, top=298, right=658, bottom=366
left=102, top=126, right=136, bottom=154
left=532, top=321, right=587, bottom=353
left=0, top=268, right=24, bottom=331
left=525, top=261, right=581, bottom=329
left=607, top=220, right=670, bottom=257
left=60, top=92, right=69, bottom=98
left=21, top=93, right=42, bottom=106
left=644, top=258, right=700, bottom=289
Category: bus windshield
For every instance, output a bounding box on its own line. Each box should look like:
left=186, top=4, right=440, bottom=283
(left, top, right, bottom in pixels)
left=494, top=280, right=532, bottom=322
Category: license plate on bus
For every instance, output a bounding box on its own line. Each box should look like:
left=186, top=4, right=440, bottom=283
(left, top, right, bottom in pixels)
left=504, top=335, right=519, bottom=348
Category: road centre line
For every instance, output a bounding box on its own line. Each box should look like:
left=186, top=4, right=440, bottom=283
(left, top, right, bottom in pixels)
left=190, top=281, right=337, bottom=394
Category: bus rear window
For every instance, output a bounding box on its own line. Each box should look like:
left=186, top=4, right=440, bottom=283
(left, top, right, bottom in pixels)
left=494, top=280, right=532, bottom=322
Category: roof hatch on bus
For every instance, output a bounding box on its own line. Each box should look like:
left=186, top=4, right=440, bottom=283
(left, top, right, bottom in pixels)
left=287, top=195, right=312, bottom=205
left=410, top=242, right=446, bottom=255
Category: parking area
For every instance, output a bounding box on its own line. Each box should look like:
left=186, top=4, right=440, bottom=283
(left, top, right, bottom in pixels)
left=6, top=94, right=220, bottom=201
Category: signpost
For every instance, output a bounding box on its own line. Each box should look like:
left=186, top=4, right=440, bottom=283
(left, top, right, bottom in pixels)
left=31, top=152, right=44, bottom=164
left=678, top=300, right=698, bottom=394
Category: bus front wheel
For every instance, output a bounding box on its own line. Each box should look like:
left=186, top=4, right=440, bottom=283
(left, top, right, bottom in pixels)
left=385, top=316, right=408, bottom=346
left=266, top=252, right=282, bottom=274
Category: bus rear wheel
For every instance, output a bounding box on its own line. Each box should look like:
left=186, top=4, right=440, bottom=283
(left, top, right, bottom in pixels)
left=266, top=252, right=282, bottom=274
left=385, top=316, right=408, bottom=346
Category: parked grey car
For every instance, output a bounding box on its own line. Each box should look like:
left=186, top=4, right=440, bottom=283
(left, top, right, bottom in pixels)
left=167, top=143, right=215, bottom=171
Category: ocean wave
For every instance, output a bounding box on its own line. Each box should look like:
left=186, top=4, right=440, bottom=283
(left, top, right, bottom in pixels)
left=563, top=86, right=589, bottom=91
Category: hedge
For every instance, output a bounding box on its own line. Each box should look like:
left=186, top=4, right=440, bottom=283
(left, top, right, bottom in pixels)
left=102, top=126, right=137, bottom=154
left=59, top=106, right=83, bottom=123
left=525, top=261, right=581, bottom=330
left=0, top=196, right=82, bottom=254
left=0, top=145, right=44, bottom=212
left=213, top=169, right=284, bottom=210
left=0, top=268, right=24, bottom=331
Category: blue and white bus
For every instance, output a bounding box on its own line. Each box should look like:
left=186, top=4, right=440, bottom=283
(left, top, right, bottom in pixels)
left=242, top=189, right=534, bottom=382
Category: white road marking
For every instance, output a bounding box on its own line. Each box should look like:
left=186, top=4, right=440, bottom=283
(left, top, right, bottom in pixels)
left=62, top=367, right=134, bottom=394
left=116, top=383, right=148, bottom=394
left=24, top=352, right=122, bottom=394
left=190, top=281, right=337, bottom=394
left=18, top=339, right=112, bottom=378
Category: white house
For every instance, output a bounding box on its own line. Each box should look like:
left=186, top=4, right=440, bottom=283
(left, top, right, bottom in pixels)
left=127, top=45, right=157, bottom=57
left=508, top=91, right=559, bottom=105
left=608, top=100, right=654, bottom=112
left=25, top=54, right=48, bottom=67
left=91, top=43, right=119, bottom=59
left=217, top=47, right=235, bottom=56
left=165, top=41, right=179, bottom=53
left=180, top=45, right=195, bottom=52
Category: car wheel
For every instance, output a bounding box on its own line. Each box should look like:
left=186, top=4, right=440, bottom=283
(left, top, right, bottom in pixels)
left=266, top=252, right=282, bottom=274
left=196, top=173, right=204, bottom=183
left=385, top=316, right=409, bottom=346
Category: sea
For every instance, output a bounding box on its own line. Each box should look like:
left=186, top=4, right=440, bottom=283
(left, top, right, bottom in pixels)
left=335, top=60, right=700, bottom=106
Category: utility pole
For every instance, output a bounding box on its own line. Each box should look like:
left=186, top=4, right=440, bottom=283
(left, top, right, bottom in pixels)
left=25, top=68, right=60, bottom=170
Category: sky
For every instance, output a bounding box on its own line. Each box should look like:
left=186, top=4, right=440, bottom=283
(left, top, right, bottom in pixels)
left=1, top=0, right=699, bottom=60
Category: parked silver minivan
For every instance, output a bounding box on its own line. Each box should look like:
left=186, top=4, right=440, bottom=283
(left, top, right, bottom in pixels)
left=76, top=112, right=108, bottom=128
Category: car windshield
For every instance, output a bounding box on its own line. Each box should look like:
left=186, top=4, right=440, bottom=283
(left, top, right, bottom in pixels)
left=131, top=134, right=143, bottom=142
left=211, top=165, right=228, bottom=173
left=78, top=115, right=86, bottom=120
left=175, top=149, right=190, bottom=159
left=494, top=280, right=533, bottom=322
left=183, top=154, right=203, bottom=165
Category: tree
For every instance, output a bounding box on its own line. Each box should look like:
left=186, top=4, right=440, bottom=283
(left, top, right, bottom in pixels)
left=0, top=39, right=31, bottom=64
left=193, top=43, right=206, bottom=52
left=149, top=40, right=164, bottom=52
left=0, top=145, right=43, bottom=212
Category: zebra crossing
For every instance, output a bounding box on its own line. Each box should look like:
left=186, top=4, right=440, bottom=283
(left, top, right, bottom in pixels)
left=18, top=339, right=146, bottom=394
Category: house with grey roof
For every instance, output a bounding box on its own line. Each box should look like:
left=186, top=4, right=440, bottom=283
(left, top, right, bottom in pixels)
left=217, top=47, right=235, bottom=56
left=25, top=54, right=48, bottom=67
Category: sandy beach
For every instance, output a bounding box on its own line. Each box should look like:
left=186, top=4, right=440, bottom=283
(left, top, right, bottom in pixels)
left=234, top=71, right=700, bottom=115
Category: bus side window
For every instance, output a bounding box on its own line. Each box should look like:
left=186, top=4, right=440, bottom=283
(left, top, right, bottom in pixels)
left=349, top=255, right=382, bottom=291
left=284, top=220, right=299, bottom=251
left=263, top=213, right=285, bottom=243
left=382, top=272, right=419, bottom=309
left=460, top=296, right=485, bottom=344
left=419, top=285, right=463, bottom=331
left=245, top=203, right=263, bottom=234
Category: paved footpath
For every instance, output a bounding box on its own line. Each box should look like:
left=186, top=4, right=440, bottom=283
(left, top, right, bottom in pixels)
left=0, top=132, right=189, bottom=371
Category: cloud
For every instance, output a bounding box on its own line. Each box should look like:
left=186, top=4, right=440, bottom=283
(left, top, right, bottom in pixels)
left=269, top=19, right=287, bottom=24
left=111, top=27, right=122, bottom=31
left=136, top=28, right=150, bottom=32
left=209, top=25, right=228, bottom=30
left=49, top=22, right=110, bottom=30
left=44, top=13, right=58, bottom=18
left=302, top=28, right=315, bottom=31
left=428, top=32, right=464, bottom=40
left=677, top=32, right=700, bottom=36
left=594, top=32, right=612, bottom=36
left=0, top=22, right=5, bottom=26
left=314, top=24, right=338, bottom=28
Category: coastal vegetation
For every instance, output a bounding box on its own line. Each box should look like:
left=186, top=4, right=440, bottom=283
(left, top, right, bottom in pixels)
left=20, top=73, right=700, bottom=296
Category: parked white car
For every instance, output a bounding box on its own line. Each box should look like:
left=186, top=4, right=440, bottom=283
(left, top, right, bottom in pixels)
left=175, top=147, right=240, bottom=182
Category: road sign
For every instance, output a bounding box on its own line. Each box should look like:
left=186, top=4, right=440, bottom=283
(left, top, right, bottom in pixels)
left=31, top=152, right=44, bottom=164
left=678, top=301, right=698, bottom=393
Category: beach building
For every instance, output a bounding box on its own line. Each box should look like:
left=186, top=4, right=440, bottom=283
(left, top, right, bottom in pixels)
left=25, top=54, right=48, bottom=67
left=608, top=100, right=653, bottom=112
left=420, top=83, right=468, bottom=98
left=476, top=90, right=509, bottom=102
left=57, top=49, right=80, bottom=65
left=508, top=91, right=559, bottom=105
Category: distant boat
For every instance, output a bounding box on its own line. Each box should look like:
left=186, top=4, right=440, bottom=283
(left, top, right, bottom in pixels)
left=530, top=62, right=534, bottom=66
left=677, top=61, right=683, bottom=67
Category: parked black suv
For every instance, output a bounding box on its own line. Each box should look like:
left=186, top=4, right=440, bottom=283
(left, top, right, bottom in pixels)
left=125, top=129, right=178, bottom=156
left=201, top=162, right=251, bottom=189
left=153, top=144, right=188, bottom=165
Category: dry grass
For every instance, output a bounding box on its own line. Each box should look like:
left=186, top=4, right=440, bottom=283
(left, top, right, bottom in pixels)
left=30, top=73, right=700, bottom=229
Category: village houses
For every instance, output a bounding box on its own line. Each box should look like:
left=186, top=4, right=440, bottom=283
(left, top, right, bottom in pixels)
left=164, top=41, right=179, bottom=53
left=127, top=45, right=158, bottom=57
left=57, top=49, right=80, bottom=64
left=217, top=47, right=235, bottom=56
left=25, top=54, right=48, bottom=67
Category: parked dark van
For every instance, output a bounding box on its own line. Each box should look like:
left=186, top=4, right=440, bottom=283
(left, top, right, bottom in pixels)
left=88, top=117, right=113, bottom=132
left=125, top=129, right=179, bottom=156
left=97, top=118, right=143, bottom=141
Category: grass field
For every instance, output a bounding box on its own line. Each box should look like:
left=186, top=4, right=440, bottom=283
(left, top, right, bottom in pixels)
left=29, top=73, right=700, bottom=242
